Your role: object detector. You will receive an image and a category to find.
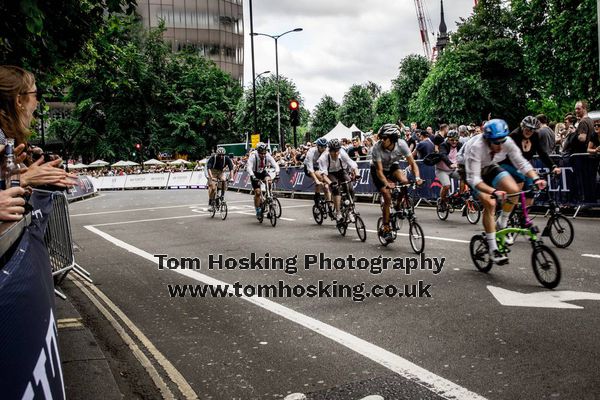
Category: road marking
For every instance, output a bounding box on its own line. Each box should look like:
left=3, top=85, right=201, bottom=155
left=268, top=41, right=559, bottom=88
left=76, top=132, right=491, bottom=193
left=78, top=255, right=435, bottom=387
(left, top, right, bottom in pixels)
left=364, top=229, right=470, bottom=244
left=582, top=254, right=600, bottom=259
left=70, top=278, right=177, bottom=399
left=85, top=225, right=487, bottom=400
left=57, top=318, right=83, bottom=329
left=70, top=276, right=199, bottom=399
left=488, top=286, right=600, bottom=309
left=71, top=200, right=252, bottom=217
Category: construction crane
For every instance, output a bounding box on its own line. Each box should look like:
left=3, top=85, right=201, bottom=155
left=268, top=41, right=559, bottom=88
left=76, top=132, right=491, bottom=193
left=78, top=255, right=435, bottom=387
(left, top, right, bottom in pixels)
left=414, top=0, right=434, bottom=60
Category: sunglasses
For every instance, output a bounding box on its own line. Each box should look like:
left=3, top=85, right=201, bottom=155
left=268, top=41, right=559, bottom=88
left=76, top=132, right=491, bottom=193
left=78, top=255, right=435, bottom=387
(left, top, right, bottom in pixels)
left=491, top=138, right=507, bottom=145
left=21, top=90, right=42, bottom=101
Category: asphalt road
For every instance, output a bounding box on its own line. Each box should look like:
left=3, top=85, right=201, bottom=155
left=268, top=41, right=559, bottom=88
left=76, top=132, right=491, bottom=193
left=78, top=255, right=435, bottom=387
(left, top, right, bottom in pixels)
left=65, top=189, right=600, bottom=400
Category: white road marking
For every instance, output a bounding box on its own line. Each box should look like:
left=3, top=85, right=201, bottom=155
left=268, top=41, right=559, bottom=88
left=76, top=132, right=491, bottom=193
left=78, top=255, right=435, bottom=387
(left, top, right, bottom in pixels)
left=71, top=276, right=198, bottom=399
left=71, top=200, right=252, bottom=217
left=364, top=229, right=470, bottom=244
left=582, top=254, right=600, bottom=259
left=488, top=286, right=600, bottom=309
left=85, top=225, right=487, bottom=400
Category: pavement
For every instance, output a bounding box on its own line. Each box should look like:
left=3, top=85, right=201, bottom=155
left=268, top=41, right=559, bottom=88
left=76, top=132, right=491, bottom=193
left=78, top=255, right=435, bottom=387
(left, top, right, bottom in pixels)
left=56, top=189, right=600, bottom=400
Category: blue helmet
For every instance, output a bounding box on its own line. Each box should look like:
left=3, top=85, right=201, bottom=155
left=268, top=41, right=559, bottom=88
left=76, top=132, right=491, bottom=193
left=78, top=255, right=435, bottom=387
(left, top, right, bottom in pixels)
left=483, top=119, right=509, bottom=141
left=315, top=137, right=328, bottom=147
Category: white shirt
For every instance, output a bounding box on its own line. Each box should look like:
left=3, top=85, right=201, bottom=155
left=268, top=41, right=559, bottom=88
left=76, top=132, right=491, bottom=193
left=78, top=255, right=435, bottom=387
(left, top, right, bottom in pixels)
left=317, top=148, right=358, bottom=176
left=303, top=147, right=324, bottom=173
left=246, top=152, right=280, bottom=177
left=464, top=135, right=533, bottom=187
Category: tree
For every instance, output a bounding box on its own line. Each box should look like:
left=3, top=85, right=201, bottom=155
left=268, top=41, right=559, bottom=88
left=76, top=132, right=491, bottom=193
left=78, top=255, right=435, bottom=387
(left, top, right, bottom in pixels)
left=0, top=0, right=136, bottom=84
left=338, top=84, right=374, bottom=131
left=234, top=74, right=302, bottom=146
left=511, top=0, right=599, bottom=118
left=409, top=0, right=529, bottom=128
left=391, top=54, right=431, bottom=122
left=372, top=91, right=398, bottom=132
left=310, top=95, right=339, bottom=136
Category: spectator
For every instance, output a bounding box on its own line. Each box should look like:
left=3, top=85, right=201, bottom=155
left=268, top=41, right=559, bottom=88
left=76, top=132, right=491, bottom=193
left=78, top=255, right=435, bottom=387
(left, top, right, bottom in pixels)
left=588, top=120, right=600, bottom=154
left=426, top=126, right=434, bottom=137
left=563, top=100, right=594, bottom=155
left=433, top=123, right=449, bottom=151
left=0, top=65, right=76, bottom=189
left=554, top=123, right=567, bottom=153
left=348, top=137, right=368, bottom=161
left=413, top=130, right=434, bottom=159
left=536, top=114, right=556, bottom=154
left=403, top=128, right=416, bottom=152
left=458, top=125, right=470, bottom=144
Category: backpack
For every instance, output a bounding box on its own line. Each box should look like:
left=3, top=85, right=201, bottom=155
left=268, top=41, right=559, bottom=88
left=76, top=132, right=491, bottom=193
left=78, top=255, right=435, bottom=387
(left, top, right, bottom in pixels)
left=422, top=152, right=443, bottom=166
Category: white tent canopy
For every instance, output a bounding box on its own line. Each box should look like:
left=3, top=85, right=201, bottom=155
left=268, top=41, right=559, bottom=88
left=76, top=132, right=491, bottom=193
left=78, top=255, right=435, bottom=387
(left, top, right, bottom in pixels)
left=67, top=163, right=88, bottom=169
left=88, top=159, right=109, bottom=167
left=349, top=124, right=364, bottom=140
left=323, top=121, right=352, bottom=141
left=168, top=159, right=192, bottom=165
left=143, top=158, right=166, bottom=166
left=111, top=160, right=139, bottom=167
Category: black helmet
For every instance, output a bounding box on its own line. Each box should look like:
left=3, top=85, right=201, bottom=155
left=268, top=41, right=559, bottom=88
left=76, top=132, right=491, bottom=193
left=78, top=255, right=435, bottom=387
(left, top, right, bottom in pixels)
left=447, top=130, right=459, bottom=139
left=328, top=139, right=341, bottom=150
left=521, top=116, right=540, bottom=131
left=378, top=123, right=400, bottom=142
left=256, top=142, right=268, bottom=153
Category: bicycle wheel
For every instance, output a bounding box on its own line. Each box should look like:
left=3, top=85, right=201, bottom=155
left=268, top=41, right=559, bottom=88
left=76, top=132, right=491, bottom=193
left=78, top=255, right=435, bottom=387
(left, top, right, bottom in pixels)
left=312, top=204, right=324, bottom=225
left=210, top=200, right=217, bottom=218
left=547, top=215, right=574, bottom=248
left=220, top=202, right=228, bottom=220
left=466, top=199, right=481, bottom=224
left=436, top=199, right=449, bottom=221
left=355, top=215, right=367, bottom=242
left=469, top=234, right=493, bottom=272
left=337, top=214, right=348, bottom=236
left=274, top=197, right=282, bottom=218
left=376, top=217, right=388, bottom=246
left=269, top=203, right=277, bottom=227
left=409, top=221, right=425, bottom=254
left=531, top=244, right=561, bottom=289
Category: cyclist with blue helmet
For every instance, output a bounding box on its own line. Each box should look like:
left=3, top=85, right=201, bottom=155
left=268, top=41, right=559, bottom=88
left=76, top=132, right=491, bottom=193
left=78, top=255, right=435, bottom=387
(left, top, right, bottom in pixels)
left=304, top=137, right=329, bottom=206
left=463, top=119, right=546, bottom=263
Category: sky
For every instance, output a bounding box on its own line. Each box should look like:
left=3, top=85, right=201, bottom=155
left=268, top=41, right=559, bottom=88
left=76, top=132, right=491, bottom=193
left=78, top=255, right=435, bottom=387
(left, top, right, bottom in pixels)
left=242, top=0, right=477, bottom=113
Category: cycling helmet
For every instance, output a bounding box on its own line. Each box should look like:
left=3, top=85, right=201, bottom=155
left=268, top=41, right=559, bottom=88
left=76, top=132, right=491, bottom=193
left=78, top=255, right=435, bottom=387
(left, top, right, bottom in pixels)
left=328, top=139, right=341, bottom=150
left=378, top=123, right=400, bottom=142
left=520, top=116, right=540, bottom=131
left=483, top=119, right=510, bottom=141
left=447, top=129, right=459, bottom=139
left=216, top=147, right=226, bottom=155
left=315, top=137, right=328, bottom=147
left=256, top=142, right=268, bottom=153
left=458, top=125, right=468, bottom=133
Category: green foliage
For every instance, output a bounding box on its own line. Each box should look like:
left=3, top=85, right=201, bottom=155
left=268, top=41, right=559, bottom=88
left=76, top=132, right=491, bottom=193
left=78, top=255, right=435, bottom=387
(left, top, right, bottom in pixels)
left=372, top=91, right=398, bottom=132
left=310, top=95, right=339, bottom=136
left=234, top=74, right=302, bottom=145
left=338, top=84, right=374, bottom=131
left=391, top=54, right=431, bottom=122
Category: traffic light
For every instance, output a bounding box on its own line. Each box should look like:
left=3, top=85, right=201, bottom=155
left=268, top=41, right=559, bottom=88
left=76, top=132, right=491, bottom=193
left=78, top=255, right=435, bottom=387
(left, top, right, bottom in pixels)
left=289, top=99, right=300, bottom=127
left=135, top=143, right=141, bottom=150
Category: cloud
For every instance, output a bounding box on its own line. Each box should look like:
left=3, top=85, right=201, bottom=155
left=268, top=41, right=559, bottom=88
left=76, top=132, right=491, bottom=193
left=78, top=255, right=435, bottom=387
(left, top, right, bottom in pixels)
left=243, top=0, right=475, bottom=112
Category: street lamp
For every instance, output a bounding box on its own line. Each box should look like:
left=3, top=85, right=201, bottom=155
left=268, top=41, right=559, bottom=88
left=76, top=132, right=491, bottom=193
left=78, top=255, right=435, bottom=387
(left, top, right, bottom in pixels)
left=251, top=27, right=303, bottom=147
left=255, top=70, right=271, bottom=80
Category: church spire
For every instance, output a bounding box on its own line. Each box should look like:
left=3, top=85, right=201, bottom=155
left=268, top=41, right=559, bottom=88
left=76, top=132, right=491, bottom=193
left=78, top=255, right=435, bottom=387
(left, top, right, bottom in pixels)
left=435, top=0, right=449, bottom=56
left=439, top=0, right=447, bottom=34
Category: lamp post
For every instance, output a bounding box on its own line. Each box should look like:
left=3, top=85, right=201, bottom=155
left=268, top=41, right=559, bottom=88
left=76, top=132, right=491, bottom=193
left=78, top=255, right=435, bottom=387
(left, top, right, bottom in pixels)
left=255, top=70, right=271, bottom=80
left=251, top=27, right=303, bottom=148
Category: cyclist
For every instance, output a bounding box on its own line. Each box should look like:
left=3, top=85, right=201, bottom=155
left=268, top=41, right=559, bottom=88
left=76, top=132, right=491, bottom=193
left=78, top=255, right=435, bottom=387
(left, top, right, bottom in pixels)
left=436, top=129, right=463, bottom=211
left=371, top=124, right=423, bottom=242
left=318, top=139, right=359, bottom=221
left=497, top=116, right=561, bottom=226
left=206, top=147, right=234, bottom=212
left=246, top=142, right=280, bottom=218
left=304, top=137, right=329, bottom=206
left=464, top=119, right=546, bottom=263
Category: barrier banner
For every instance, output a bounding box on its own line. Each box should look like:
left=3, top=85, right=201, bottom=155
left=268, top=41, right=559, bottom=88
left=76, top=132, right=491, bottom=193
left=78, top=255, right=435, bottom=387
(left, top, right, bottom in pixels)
left=0, top=191, right=65, bottom=400
left=189, top=171, right=208, bottom=188
left=167, top=171, right=193, bottom=188
left=125, top=173, right=169, bottom=189
left=97, top=175, right=127, bottom=190
left=66, top=176, right=96, bottom=200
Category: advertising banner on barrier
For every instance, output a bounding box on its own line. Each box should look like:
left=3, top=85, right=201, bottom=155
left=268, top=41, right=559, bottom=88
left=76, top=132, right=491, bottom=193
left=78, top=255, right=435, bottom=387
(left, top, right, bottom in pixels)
left=189, top=171, right=208, bottom=188
left=66, top=175, right=96, bottom=200
left=125, top=173, right=169, bottom=189
left=0, top=191, right=65, bottom=400
left=98, top=175, right=127, bottom=190
left=167, top=171, right=193, bottom=188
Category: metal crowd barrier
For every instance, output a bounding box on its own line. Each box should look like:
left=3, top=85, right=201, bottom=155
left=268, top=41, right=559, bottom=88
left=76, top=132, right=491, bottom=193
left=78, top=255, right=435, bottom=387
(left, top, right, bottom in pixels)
left=43, top=191, right=93, bottom=299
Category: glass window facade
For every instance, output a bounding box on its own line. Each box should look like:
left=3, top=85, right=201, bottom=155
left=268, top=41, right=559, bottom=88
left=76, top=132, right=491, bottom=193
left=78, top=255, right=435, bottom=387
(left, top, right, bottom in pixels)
left=137, top=0, right=244, bottom=83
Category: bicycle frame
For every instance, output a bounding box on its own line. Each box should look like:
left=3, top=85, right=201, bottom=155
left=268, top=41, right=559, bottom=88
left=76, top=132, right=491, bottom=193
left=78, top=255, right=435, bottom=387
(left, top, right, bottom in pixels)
left=495, top=191, right=539, bottom=250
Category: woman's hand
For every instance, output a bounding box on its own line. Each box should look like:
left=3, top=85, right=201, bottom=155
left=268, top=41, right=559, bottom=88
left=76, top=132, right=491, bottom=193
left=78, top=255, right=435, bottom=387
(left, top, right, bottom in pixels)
left=21, top=157, right=78, bottom=188
left=0, top=187, right=27, bottom=221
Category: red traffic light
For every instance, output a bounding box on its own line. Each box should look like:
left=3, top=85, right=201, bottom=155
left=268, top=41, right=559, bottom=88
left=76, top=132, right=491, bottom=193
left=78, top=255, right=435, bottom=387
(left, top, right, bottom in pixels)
left=289, top=100, right=299, bottom=110
left=135, top=143, right=141, bottom=150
